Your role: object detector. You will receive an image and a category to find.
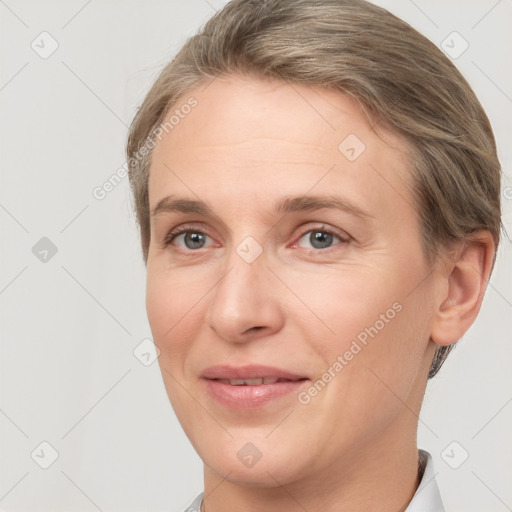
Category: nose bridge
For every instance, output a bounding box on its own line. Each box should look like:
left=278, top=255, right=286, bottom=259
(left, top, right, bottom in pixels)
left=218, top=226, right=269, bottom=294
left=214, top=233, right=268, bottom=316
left=206, top=233, right=283, bottom=342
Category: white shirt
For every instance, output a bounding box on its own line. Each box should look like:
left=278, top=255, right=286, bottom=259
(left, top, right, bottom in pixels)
left=183, top=449, right=445, bottom=512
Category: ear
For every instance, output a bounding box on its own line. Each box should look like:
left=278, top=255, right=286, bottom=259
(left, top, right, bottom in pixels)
left=430, top=231, right=496, bottom=347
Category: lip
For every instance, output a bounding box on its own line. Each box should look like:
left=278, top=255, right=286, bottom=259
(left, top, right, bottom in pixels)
left=201, top=365, right=310, bottom=409
left=201, top=364, right=308, bottom=381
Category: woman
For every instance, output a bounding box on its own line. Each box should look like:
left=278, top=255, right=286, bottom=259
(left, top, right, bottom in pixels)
left=126, top=0, right=501, bottom=510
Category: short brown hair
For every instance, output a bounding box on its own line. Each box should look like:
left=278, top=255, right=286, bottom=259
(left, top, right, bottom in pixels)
left=126, top=0, right=502, bottom=378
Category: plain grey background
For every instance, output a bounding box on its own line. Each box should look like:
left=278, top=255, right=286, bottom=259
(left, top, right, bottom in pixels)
left=1, top=1, right=511, bottom=511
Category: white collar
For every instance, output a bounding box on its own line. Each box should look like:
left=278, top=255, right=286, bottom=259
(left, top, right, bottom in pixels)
left=405, top=449, right=445, bottom=512
left=185, top=449, right=445, bottom=512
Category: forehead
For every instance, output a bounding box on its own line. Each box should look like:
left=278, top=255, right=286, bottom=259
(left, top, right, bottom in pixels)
left=148, top=74, right=415, bottom=220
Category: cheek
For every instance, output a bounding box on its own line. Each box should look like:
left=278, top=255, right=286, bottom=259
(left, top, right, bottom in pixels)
left=145, top=270, right=208, bottom=425
left=292, top=259, right=431, bottom=394
left=315, top=278, right=432, bottom=421
left=145, top=269, right=205, bottom=367
left=287, top=266, right=402, bottom=353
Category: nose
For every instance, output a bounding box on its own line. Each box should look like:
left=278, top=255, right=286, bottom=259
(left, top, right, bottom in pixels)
left=205, top=243, right=285, bottom=344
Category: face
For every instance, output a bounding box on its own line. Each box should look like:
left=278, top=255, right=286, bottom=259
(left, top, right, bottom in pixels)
left=146, top=74, right=439, bottom=488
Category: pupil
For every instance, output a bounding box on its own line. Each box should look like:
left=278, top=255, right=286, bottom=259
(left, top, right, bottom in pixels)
left=311, top=231, right=332, bottom=249
left=185, top=232, right=205, bottom=249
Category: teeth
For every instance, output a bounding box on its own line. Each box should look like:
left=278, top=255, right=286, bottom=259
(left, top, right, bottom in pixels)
left=229, top=378, right=263, bottom=386
left=215, top=377, right=291, bottom=386
left=244, top=378, right=264, bottom=385
left=229, top=379, right=247, bottom=386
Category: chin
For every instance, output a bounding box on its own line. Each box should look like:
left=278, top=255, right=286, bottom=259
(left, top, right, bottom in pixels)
left=209, top=459, right=299, bottom=488
left=199, top=436, right=305, bottom=487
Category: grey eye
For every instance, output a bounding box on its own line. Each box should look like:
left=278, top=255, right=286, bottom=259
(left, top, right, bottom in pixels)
left=298, top=230, right=340, bottom=250
left=178, top=232, right=209, bottom=249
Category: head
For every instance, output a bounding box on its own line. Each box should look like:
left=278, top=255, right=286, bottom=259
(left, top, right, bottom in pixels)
left=126, top=0, right=501, bottom=490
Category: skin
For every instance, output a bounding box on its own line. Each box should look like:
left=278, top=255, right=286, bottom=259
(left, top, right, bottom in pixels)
left=145, top=73, right=495, bottom=511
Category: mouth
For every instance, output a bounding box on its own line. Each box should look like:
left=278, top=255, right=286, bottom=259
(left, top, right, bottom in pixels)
left=214, top=377, right=307, bottom=386
left=201, top=365, right=310, bottom=409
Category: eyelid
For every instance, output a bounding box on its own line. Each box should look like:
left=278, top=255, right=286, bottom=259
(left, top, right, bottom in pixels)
left=290, top=223, right=351, bottom=249
left=161, top=222, right=214, bottom=249
left=162, top=222, right=351, bottom=251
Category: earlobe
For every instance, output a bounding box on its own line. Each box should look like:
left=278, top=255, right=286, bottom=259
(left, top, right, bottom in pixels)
left=430, top=231, right=496, bottom=347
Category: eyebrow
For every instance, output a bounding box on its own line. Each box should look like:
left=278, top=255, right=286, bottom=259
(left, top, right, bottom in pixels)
left=151, top=194, right=372, bottom=220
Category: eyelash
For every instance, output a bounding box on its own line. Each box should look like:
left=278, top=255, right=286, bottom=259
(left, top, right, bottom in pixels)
left=162, top=224, right=212, bottom=250
left=162, top=223, right=350, bottom=252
